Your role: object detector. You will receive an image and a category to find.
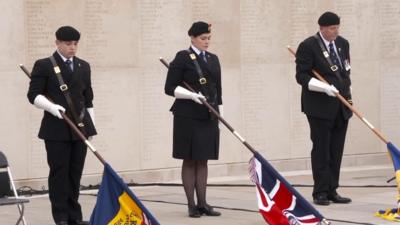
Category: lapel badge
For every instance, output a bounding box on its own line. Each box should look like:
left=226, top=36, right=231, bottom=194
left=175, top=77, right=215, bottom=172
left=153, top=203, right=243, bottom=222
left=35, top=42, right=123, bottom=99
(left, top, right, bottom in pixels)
left=323, top=51, right=329, bottom=58
left=344, top=59, right=351, bottom=71
left=199, top=77, right=207, bottom=84
left=189, top=53, right=196, bottom=60
left=53, top=66, right=61, bottom=74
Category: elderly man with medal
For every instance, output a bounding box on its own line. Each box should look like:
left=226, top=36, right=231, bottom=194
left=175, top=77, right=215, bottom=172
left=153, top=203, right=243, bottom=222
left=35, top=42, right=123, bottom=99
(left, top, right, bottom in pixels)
left=295, top=12, right=353, bottom=206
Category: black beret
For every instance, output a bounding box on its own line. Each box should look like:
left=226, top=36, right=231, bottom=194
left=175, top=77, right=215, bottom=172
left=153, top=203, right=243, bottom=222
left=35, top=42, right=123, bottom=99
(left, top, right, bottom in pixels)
left=318, top=12, right=340, bottom=26
left=188, top=21, right=211, bottom=37
left=55, top=26, right=80, bottom=41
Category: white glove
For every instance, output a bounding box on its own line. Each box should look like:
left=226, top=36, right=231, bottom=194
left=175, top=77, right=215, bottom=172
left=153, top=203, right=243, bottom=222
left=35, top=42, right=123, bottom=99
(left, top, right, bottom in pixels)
left=218, top=105, right=224, bottom=128
left=33, top=95, right=65, bottom=119
left=218, top=105, right=224, bottom=117
left=87, top=107, right=95, bottom=125
left=86, top=108, right=95, bottom=140
left=308, top=78, right=338, bottom=97
left=174, top=86, right=206, bottom=104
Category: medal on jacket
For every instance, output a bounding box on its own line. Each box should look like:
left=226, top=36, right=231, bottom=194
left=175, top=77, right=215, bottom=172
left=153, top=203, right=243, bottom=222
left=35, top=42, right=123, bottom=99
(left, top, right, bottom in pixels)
left=344, top=59, right=351, bottom=71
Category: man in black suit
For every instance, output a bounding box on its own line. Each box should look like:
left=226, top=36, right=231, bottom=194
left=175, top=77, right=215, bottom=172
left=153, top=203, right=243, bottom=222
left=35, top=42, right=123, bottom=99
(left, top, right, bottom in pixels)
left=27, top=26, right=96, bottom=225
left=295, top=12, right=352, bottom=206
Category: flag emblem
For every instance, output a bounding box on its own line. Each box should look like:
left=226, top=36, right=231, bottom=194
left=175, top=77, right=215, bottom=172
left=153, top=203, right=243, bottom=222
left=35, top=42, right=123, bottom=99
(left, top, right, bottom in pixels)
left=89, top=163, right=160, bottom=225
left=250, top=152, right=328, bottom=225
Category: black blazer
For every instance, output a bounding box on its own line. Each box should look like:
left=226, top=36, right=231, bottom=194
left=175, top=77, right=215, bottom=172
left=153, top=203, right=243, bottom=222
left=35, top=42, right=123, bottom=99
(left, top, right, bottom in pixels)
left=165, top=47, right=222, bottom=119
left=295, top=33, right=352, bottom=120
left=27, top=51, right=97, bottom=140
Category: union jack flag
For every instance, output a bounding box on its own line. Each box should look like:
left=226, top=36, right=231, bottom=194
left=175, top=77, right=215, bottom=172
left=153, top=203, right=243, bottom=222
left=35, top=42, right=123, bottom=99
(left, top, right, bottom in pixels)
left=249, top=152, right=330, bottom=225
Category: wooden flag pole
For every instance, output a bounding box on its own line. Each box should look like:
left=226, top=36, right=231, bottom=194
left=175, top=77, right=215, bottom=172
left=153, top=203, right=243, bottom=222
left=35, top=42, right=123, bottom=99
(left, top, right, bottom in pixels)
left=287, top=46, right=388, bottom=144
left=160, top=57, right=331, bottom=225
left=19, top=64, right=106, bottom=165
left=159, top=57, right=257, bottom=154
left=289, top=44, right=400, bottom=218
left=288, top=46, right=400, bottom=187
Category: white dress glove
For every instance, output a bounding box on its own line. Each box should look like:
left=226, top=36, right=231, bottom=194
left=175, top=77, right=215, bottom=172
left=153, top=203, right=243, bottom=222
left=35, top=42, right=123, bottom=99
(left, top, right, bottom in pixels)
left=174, top=86, right=206, bottom=104
left=87, top=107, right=95, bottom=125
left=308, top=78, right=338, bottom=97
left=33, top=95, right=65, bottom=119
left=218, top=105, right=224, bottom=117
left=218, top=105, right=224, bottom=128
left=86, top=108, right=95, bottom=140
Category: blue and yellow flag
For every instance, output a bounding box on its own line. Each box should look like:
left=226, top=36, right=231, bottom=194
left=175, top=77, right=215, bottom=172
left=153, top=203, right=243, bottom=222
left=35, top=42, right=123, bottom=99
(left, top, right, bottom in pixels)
left=388, top=142, right=400, bottom=189
left=375, top=142, right=400, bottom=222
left=89, top=163, right=160, bottom=225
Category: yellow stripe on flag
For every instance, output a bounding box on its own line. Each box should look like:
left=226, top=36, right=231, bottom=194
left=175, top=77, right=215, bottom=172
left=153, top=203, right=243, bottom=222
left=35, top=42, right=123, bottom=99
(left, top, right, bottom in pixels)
left=108, top=192, right=145, bottom=225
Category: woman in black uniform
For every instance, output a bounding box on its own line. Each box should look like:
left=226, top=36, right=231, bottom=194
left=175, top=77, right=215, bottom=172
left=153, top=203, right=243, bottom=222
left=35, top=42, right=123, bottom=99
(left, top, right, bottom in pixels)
left=164, top=21, right=223, bottom=218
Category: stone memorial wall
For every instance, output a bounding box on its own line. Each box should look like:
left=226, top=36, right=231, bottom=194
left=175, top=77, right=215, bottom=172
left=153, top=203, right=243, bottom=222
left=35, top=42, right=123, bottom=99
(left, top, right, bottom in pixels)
left=0, top=0, right=395, bottom=186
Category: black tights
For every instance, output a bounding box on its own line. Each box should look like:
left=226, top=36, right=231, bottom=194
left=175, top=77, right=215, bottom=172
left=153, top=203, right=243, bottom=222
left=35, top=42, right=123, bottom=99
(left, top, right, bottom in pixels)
left=181, top=159, right=208, bottom=207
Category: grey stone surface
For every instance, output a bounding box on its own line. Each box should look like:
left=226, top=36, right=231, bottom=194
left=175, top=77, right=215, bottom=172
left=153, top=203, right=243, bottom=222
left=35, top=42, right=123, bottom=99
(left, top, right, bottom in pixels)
left=1, top=165, right=398, bottom=225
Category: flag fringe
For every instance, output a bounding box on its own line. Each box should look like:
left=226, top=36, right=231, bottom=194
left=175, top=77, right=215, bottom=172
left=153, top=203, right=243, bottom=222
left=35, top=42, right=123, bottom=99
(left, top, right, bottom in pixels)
left=375, top=208, right=400, bottom=222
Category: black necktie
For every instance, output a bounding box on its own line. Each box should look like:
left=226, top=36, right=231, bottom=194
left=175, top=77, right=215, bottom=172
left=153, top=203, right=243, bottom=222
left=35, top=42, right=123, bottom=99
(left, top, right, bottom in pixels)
left=328, top=42, right=341, bottom=69
left=200, top=52, right=207, bottom=62
left=65, top=59, right=73, bottom=72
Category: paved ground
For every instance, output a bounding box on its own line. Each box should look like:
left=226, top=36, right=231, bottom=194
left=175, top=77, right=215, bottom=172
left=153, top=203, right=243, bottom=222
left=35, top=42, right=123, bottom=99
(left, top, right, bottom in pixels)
left=1, top=165, right=398, bottom=225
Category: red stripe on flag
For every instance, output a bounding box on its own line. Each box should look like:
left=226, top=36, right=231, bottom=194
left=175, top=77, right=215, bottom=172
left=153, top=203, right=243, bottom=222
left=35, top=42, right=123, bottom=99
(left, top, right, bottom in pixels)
left=272, top=181, right=293, bottom=210
left=256, top=184, right=290, bottom=225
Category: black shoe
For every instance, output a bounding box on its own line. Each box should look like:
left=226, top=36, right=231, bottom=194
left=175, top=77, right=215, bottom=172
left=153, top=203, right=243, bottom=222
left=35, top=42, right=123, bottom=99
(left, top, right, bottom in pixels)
left=328, top=194, right=351, bottom=204
left=313, top=195, right=330, bottom=206
left=70, top=220, right=89, bottom=225
left=198, top=204, right=221, bottom=216
left=188, top=205, right=201, bottom=218
left=56, top=221, right=69, bottom=225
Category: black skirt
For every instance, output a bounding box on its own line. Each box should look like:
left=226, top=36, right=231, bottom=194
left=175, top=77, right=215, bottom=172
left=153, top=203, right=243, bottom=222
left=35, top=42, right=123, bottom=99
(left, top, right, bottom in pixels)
left=173, top=116, right=219, bottom=160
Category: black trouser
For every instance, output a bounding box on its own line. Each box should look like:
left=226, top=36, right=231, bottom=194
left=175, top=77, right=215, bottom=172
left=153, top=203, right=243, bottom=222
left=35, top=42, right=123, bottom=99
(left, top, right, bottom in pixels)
left=44, top=140, right=87, bottom=223
left=307, top=112, right=348, bottom=198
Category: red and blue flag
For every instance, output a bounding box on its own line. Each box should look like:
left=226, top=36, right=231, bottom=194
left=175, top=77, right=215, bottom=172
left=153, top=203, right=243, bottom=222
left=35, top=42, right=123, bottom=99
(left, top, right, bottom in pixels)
left=249, top=152, right=329, bottom=225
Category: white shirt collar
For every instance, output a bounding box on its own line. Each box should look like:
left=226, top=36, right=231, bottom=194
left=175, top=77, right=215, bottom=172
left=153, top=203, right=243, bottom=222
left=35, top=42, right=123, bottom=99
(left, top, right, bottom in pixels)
left=319, top=31, right=336, bottom=51
left=56, top=50, right=73, bottom=63
left=190, top=45, right=205, bottom=55
left=319, top=32, right=343, bottom=68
